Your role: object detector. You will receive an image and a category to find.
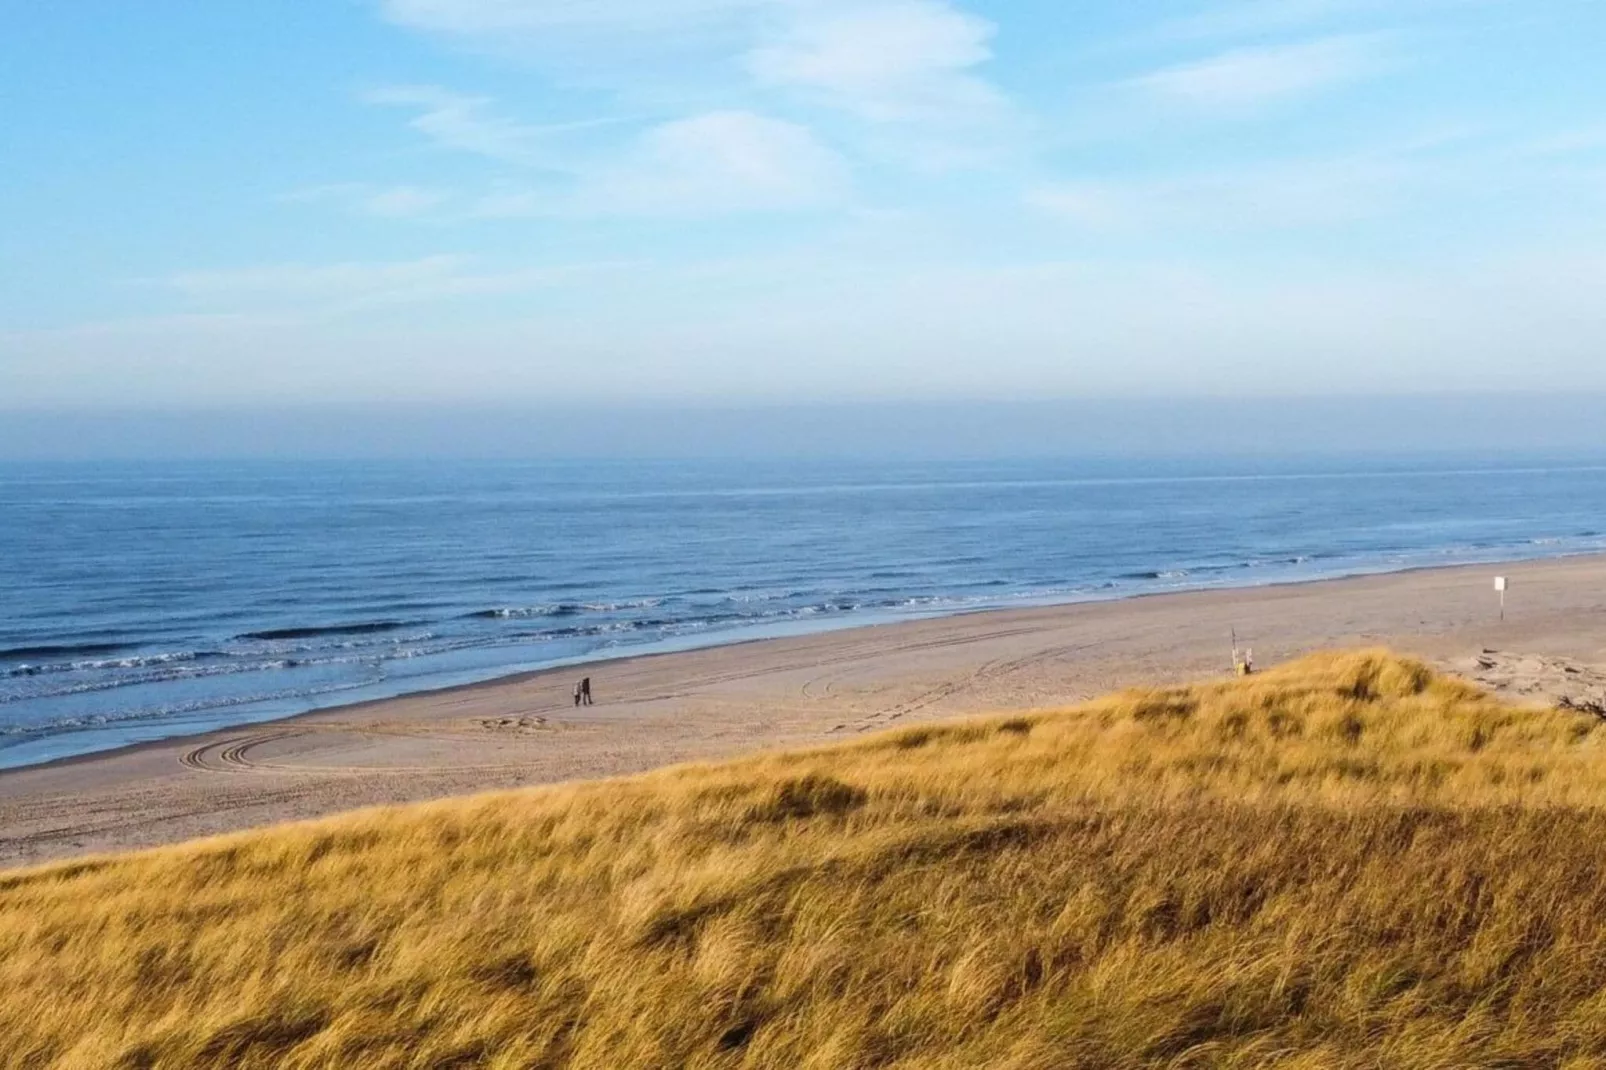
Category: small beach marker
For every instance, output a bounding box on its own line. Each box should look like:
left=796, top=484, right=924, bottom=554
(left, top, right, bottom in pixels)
left=1231, top=628, right=1253, bottom=676
left=1494, top=576, right=1508, bottom=622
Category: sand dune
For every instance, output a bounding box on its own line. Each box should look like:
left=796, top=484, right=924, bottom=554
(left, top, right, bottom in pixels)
left=9, top=651, right=1606, bottom=1067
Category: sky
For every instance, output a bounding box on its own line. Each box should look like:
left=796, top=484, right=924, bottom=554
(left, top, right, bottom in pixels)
left=2, top=0, right=1605, bottom=422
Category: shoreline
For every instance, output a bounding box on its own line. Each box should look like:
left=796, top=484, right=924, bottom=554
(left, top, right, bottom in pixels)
left=5, top=548, right=1600, bottom=779
left=4, top=550, right=1606, bottom=867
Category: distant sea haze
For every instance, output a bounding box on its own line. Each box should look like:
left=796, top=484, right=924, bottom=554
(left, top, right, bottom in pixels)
left=3, top=456, right=1605, bottom=769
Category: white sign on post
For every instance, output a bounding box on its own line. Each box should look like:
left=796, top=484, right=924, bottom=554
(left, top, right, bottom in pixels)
left=1494, top=577, right=1508, bottom=621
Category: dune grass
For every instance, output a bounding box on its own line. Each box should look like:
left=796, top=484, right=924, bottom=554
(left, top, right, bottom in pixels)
left=7, top=650, right=1606, bottom=1068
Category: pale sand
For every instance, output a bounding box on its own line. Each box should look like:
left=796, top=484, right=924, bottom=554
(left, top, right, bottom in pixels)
left=4, top=555, right=1605, bottom=868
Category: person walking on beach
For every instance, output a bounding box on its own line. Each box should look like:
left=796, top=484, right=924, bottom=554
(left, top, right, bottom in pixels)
left=573, top=680, right=583, bottom=707
left=580, top=677, right=593, bottom=706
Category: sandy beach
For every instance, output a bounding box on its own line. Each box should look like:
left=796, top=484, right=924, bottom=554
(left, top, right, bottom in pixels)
left=4, top=554, right=1605, bottom=868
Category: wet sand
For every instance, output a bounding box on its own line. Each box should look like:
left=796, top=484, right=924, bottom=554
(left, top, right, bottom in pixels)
left=4, top=555, right=1605, bottom=868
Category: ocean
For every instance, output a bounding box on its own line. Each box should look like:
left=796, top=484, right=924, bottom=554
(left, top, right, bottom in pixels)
left=3, top=455, right=1605, bottom=770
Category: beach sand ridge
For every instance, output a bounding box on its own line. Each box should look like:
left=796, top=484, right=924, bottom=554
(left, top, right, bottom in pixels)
left=4, top=553, right=1604, bottom=867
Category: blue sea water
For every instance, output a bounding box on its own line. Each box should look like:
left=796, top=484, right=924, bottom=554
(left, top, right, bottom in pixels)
left=2, top=455, right=1605, bottom=770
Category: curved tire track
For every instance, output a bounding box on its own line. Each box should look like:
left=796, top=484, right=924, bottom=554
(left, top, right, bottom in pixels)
left=179, top=727, right=540, bottom=778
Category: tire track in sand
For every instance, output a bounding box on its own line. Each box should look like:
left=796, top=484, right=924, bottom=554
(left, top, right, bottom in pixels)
left=840, top=640, right=1098, bottom=732
left=179, top=727, right=545, bottom=778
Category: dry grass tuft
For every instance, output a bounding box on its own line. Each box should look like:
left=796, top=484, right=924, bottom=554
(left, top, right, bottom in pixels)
left=7, top=650, right=1606, bottom=1068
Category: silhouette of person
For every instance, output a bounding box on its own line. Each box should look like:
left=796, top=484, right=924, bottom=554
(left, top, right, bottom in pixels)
left=581, top=677, right=593, bottom=706
left=573, top=681, right=583, bottom=707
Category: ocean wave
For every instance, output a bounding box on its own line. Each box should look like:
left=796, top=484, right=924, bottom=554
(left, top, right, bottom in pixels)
left=1119, top=556, right=1336, bottom=583
left=0, top=651, right=397, bottom=704
left=0, top=641, right=130, bottom=662
left=468, top=598, right=666, bottom=621
left=2, top=650, right=227, bottom=679
left=236, top=620, right=423, bottom=642
left=1528, top=535, right=1595, bottom=547
left=0, top=674, right=385, bottom=740
left=2, top=628, right=441, bottom=679
left=467, top=604, right=575, bottom=620
left=4, top=616, right=709, bottom=701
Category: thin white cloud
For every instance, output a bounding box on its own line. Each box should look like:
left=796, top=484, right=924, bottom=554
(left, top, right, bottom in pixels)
left=356, top=75, right=852, bottom=219
left=375, top=0, right=779, bottom=77
left=161, top=256, right=472, bottom=301
left=364, top=186, right=448, bottom=216
left=1027, top=124, right=1601, bottom=233
left=1516, top=125, right=1606, bottom=158
left=1025, top=185, right=1130, bottom=229
left=283, top=183, right=448, bottom=217
left=363, top=85, right=616, bottom=166
left=378, top=0, right=768, bottom=36
left=601, top=110, right=849, bottom=212
left=145, top=255, right=632, bottom=316
left=1029, top=156, right=1414, bottom=232
left=1158, top=0, right=1504, bottom=41
left=3, top=312, right=294, bottom=341
left=1162, top=0, right=1384, bottom=40
left=477, top=111, right=850, bottom=217
left=1128, top=34, right=1394, bottom=114
left=377, top=1, right=1014, bottom=127
left=747, top=1, right=1005, bottom=123
left=373, top=1, right=1019, bottom=179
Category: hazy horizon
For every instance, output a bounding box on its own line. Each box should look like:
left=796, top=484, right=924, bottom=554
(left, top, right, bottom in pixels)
left=4, top=394, right=1603, bottom=461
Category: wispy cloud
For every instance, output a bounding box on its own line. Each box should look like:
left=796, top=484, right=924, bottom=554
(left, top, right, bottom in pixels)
left=596, top=110, right=849, bottom=213
left=363, top=85, right=617, bottom=166
left=1157, top=0, right=1501, bottom=41
left=377, top=1, right=1015, bottom=129
left=1514, top=125, right=1606, bottom=159
left=1128, top=34, right=1394, bottom=114
left=159, top=255, right=471, bottom=303
left=747, top=1, right=1005, bottom=124
left=1027, top=124, right=1600, bottom=233
left=3, top=311, right=295, bottom=341
left=283, top=183, right=448, bottom=217
left=363, top=186, right=449, bottom=216
left=146, top=255, right=632, bottom=315
left=371, top=1, right=1019, bottom=185
left=349, top=79, right=854, bottom=220
left=1161, top=0, right=1386, bottom=40
left=476, top=111, right=850, bottom=217
left=1029, top=155, right=1415, bottom=232
left=375, top=0, right=781, bottom=78
left=378, top=0, right=769, bottom=37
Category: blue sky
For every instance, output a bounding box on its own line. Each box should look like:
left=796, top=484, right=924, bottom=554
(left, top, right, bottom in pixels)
left=3, top=0, right=1604, bottom=410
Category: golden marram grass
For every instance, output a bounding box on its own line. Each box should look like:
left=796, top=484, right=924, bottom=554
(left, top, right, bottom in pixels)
left=6, top=650, right=1606, bottom=1068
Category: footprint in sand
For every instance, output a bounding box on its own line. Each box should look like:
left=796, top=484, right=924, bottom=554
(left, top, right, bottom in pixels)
left=477, top=716, right=549, bottom=732
left=1460, top=649, right=1606, bottom=715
